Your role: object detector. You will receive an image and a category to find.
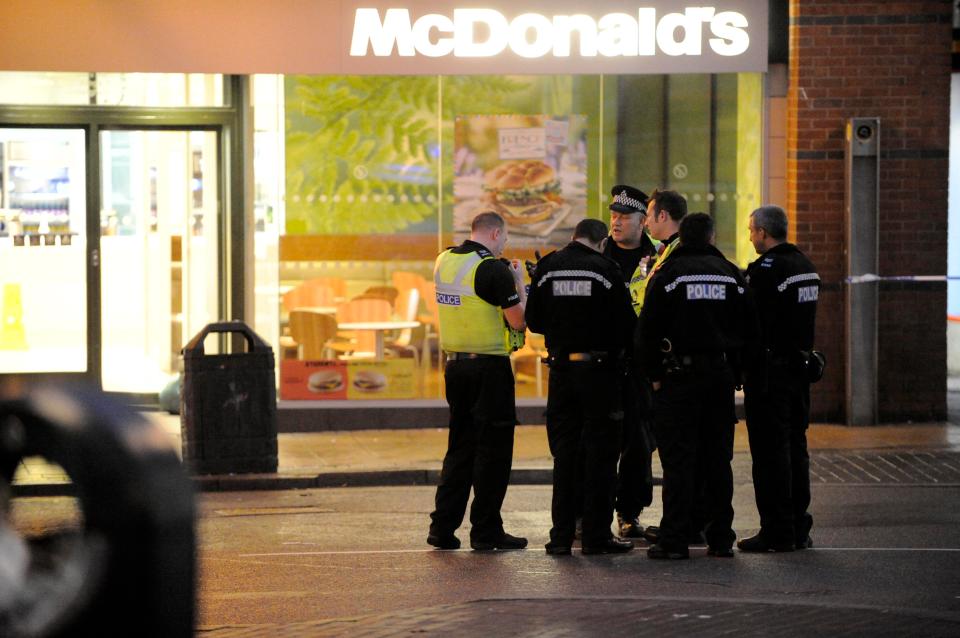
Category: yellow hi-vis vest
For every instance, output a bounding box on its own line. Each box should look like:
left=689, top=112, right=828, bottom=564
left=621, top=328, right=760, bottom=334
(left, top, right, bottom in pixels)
left=629, top=237, right=680, bottom=316
left=434, top=248, right=512, bottom=356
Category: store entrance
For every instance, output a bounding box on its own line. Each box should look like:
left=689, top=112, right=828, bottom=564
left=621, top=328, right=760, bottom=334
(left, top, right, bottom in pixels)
left=0, top=128, right=88, bottom=374
left=99, top=129, right=221, bottom=393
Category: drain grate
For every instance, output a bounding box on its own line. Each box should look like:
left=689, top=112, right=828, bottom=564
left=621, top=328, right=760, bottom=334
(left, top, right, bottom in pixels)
left=809, top=451, right=960, bottom=484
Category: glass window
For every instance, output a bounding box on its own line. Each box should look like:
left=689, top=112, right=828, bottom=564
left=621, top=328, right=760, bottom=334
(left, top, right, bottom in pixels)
left=0, top=128, right=87, bottom=373
left=0, top=72, right=224, bottom=107
left=99, top=129, right=220, bottom=392
left=256, top=72, right=762, bottom=401
left=0, top=72, right=90, bottom=105
left=252, top=74, right=284, bottom=386
left=96, top=73, right=224, bottom=107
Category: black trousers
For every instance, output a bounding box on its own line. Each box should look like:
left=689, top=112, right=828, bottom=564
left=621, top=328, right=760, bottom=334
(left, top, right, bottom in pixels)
left=429, top=356, right=517, bottom=542
left=615, top=368, right=655, bottom=519
left=744, top=365, right=813, bottom=545
left=546, top=362, right=623, bottom=546
left=652, top=361, right=736, bottom=552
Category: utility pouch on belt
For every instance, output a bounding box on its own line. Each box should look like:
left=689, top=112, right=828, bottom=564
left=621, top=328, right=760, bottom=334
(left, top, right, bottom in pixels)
left=804, top=350, right=826, bottom=383
left=507, top=326, right=526, bottom=351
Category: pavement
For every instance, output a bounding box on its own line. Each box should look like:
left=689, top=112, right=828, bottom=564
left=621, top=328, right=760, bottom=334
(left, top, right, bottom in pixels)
left=10, top=400, right=960, bottom=637
left=11, top=409, right=960, bottom=495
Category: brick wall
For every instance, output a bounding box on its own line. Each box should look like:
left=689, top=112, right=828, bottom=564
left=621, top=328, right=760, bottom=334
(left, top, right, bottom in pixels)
left=788, top=0, right=952, bottom=422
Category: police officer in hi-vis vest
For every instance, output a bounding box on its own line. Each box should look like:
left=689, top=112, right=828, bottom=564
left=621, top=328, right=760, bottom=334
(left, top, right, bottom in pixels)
left=636, top=189, right=688, bottom=306
left=601, top=185, right=658, bottom=540
left=636, top=213, right=756, bottom=560
left=428, top=211, right=529, bottom=552
left=526, top=219, right=637, bottom=555
left=738, top=205, right=820, bottom=553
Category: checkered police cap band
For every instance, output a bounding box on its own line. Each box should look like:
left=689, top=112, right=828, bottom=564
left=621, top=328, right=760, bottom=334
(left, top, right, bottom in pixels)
left=613, top=191, right=646, bottom=213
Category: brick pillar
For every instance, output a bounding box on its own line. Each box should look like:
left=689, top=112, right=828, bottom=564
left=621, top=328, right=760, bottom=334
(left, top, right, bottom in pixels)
left=788, top=0, right=951, bottom=422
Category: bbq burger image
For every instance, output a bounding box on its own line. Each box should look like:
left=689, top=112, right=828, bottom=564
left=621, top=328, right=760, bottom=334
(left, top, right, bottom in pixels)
left=307, top=370, right=344, bottom=393
left=482, top=159, right=562, bottom=225
left=352, top=369, right=388, bottom=392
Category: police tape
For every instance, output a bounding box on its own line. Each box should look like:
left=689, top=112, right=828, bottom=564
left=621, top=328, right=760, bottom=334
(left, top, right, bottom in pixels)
left=845, top=274, right=960, bottom=284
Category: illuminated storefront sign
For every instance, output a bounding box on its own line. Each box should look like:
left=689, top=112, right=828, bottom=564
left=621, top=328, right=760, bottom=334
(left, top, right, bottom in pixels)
left=342, top=1, right=767, bottom=74
left=351, top=8, right=750, bottom=59
left=0, top=1, right=764, bottom=75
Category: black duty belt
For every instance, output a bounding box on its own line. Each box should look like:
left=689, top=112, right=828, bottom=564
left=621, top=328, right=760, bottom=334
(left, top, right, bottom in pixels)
left=677, top=352, right=727, bottom=366
left=768, top=350, right=805, bottom=367
left=446, top=352, right=507, bottom=361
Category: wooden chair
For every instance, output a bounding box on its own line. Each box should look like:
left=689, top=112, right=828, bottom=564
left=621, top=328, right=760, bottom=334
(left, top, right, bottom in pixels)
left=417, top=279, right=441, bottom=369
left=307, top=276, right=347, bottom=298
left=354, top=285, right=399, bottom=308
left=287, top=310, right=339, bottom=360
left=282, top=280, right=338, bottom=313
left=385, top=287, right=421, bottom=366
left=511, top=330, right=548, bottom=397
left=391, top=271, right=443, bottom=369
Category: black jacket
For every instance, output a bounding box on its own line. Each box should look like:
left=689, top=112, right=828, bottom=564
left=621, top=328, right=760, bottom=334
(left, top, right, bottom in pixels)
left=635, top=244, right=756, bottom=382
left=525, top=241, right=635, bottom=356
left=602, top=232, right=657, bottom=283
left=745, top=242, right=819, bottom=357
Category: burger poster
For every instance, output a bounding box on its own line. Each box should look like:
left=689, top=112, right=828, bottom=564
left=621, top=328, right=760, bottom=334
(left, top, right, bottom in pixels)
left=453, top=114, right=588, bottom=249
left=280, top=359, right=416, bottom=400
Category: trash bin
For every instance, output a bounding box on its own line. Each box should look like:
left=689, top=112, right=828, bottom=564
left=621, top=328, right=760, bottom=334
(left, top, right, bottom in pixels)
left=180, top=321, right=278, bottom=474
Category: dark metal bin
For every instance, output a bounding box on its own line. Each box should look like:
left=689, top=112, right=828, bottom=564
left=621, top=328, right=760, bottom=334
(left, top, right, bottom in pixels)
left=180, top=321, right=277, bottom=474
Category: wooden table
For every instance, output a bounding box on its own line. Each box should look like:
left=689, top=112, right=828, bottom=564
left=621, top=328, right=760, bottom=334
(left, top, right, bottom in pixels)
left=337, top=320, right=420, bottom=359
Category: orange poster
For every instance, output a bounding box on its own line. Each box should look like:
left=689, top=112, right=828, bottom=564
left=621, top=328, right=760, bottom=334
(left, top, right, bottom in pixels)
left=280, top=360, right=348, bottom=400
left=280, top=359, right=416, bottom=400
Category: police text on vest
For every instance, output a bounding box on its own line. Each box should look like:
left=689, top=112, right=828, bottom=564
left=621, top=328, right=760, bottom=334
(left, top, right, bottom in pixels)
left=437, top=292, right=461, bottom=305
left=553, top=280, right=592, bottom=296
left=798, top=286, right=819, bottom=303
left=686, top=283, right=726, bottom=300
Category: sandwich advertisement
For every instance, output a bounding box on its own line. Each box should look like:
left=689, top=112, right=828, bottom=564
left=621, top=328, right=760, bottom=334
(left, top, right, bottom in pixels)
left=280, top=359, right=416, bottom=400
left=453, top=114, right=587, bottom=249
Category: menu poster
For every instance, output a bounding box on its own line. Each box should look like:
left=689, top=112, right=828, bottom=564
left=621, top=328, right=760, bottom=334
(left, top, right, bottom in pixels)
left=280, top=360, right=348, bottom=400
left=453, top=114, right=588, bottom=250
left=280, top=359, right=416, bottom=400
left=345, top=359, right=416, bottom=399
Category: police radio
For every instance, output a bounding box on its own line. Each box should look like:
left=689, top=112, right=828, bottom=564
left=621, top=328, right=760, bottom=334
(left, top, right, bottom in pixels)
left=508, top=326, right=526, bottom=351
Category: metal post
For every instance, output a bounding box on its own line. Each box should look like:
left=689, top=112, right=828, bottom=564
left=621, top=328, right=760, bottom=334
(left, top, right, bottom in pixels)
left=844, top=117, right=880, bottom=425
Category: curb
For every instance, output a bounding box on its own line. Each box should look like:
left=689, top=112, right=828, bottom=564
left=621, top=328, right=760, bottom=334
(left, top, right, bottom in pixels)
left=194, top=467, right=563, bottom=492
left=12, top=468, right=569, bottom=497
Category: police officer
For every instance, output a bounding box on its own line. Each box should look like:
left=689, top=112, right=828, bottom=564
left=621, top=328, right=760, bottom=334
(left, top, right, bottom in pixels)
left=428, top=211, right=528, bottom=552
left=738, top=205, right=820, bottom=553
left=602, top=185, right=657, bottom=539
left=633, top=188, right=689, bottom=544
left=636, top=213, right=754, bottom=560
left=635, top=189, right=688, bottom=306
left=526, top=218, right=636, bottom=555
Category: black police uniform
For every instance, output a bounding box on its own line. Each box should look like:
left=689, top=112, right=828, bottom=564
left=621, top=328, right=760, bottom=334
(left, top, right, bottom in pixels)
left=743, top=243, right=820, bottom=549
left=636, top=243, right=754, bottom=555
left=526, top=241, right=635, bottom=550
left=429, top=240, right=522, bottom=548
left=602, top=236, right=657, bottom=527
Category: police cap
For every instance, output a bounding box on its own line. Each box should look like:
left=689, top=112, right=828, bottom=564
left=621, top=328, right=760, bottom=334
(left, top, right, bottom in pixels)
left=609, top=185, right=648, bottom=215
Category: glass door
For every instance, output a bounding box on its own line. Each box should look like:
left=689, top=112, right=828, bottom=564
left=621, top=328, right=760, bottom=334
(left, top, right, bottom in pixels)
left=99, top=129, right=220, bottom=392
left=0, top=128, right=87, bottom=373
